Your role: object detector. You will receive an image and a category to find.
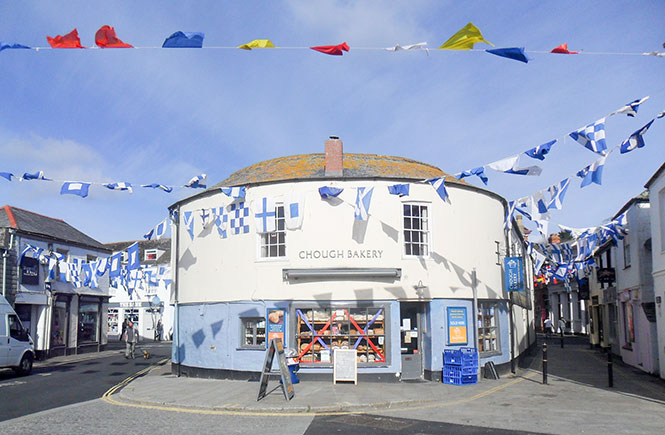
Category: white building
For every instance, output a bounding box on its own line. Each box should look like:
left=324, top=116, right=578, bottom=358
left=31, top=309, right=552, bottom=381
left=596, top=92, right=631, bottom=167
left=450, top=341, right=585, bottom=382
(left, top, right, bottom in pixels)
left=168, top=138, right=535, bottom=381
left=0, top=205, right=111, bottom=359
left=646, top=164, right=665, bottom=378
left=105, top=239, right=173, bottom=342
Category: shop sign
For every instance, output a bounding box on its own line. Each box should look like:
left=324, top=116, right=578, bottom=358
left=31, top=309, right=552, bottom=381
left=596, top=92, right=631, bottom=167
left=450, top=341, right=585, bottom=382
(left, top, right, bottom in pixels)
left=298, top=249, right=383, bottom=260
left=504, top=257, right=524, bottom=292
left=20, top=256, right=40, bottom=286
left=597, top=268, right=615, bottom=284
left=267, top=308, right=285, bottom=347
left=446, top=307, right=468, bottom=345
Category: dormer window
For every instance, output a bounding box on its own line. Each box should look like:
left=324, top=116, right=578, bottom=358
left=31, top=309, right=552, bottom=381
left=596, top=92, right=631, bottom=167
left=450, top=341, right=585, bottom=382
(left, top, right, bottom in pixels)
left=145, top=249, right=158, bottom=261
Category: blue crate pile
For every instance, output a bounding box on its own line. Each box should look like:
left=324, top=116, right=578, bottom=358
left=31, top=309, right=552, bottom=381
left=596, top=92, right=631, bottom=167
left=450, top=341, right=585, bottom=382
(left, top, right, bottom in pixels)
left=443, top=347, right=478, bottom=385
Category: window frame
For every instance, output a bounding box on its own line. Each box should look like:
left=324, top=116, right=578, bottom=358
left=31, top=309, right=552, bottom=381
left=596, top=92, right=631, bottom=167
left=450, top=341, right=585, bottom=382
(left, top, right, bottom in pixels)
left=477, top=301, right=501, bottom=356
left=622, top=234, right=631, bottom=268
left=257, top=204, right=287, bottom=261
left=144, top=249, right=158, bottom=261
left=402, top=202, right=432, bottom=258
left=239, top=317, right=266, bottom=349
left=622, top=301, right=635, bottom=349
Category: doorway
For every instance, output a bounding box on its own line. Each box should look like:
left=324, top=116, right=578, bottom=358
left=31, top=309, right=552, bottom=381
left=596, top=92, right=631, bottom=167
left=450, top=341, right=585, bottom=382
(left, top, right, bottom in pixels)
left=400, top=302, right=425, bottom=380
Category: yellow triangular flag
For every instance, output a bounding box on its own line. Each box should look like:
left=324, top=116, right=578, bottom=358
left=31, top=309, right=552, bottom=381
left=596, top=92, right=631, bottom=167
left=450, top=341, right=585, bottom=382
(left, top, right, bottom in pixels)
left=439, top=22, right=493, bottom=50
left=237, top=39, right=276, bottom=50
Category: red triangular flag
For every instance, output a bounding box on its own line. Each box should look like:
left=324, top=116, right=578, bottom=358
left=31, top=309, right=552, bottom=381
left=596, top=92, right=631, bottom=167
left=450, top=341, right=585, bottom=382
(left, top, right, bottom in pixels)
left=550, top=43, right=578, bottom=54
left=95, top=25, right=133, bottom=48
left=47, top=28, right=85, bottom=48
left=310, top=42, right=350, bottom=56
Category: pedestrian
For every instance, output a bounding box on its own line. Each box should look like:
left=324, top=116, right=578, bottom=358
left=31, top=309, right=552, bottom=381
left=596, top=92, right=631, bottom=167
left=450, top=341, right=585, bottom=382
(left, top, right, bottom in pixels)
left=125, top=320, right=139, bottom=359
left=544, top=318, right=552, bottom=338
left=120, top=318, right=128, bottom=342
left=558, top=317, right=566, bottom=335
left=155, top=319, right=163, bottom=342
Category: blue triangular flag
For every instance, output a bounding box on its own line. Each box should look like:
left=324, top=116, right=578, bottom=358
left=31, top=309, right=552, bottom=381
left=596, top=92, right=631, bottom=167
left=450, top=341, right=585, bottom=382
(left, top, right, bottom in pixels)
left=486, top=47, right=529, bottom=63
left=162, top=31, right=204, bottom=48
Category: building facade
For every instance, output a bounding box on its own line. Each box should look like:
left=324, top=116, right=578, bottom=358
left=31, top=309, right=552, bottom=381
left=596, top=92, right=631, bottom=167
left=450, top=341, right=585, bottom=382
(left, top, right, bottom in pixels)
left=0, top=206, right=111, bottom=359
left=169, top=138, right=535, bottom=381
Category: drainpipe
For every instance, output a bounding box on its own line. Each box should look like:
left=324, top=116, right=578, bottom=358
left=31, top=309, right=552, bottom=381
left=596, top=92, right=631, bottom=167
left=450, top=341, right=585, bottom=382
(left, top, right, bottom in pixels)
left=2, top=230, right=15, bottom=298
left=472, top=269, right=479, bottom=353
left=506, top=229, right=516, bottom=374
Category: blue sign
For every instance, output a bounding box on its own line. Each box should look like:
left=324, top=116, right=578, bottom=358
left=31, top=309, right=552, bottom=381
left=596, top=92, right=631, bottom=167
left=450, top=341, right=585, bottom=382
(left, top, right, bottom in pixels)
left=446, top=307, right=468, bottom=345
left=504, top=256, right=524, bottom=292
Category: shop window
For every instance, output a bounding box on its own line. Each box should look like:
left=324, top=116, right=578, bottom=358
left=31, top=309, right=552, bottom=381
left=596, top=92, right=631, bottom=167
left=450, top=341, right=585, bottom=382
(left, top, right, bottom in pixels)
left=144, top=249, right=158, bottom=261
left=623, top=302, right=634, bottom=348
left=623, top=235, right=631, bottom=268
left=240, top=317, right=266, bottom=348
left=51, top=300, right=68, bottom=347
left=403, top=203, right=430, bottom=256
left=477, top=302, right=500, bottom=354
left=295, top=307, right=387, bottom=365
left=259, top=205, right=286, bottom=258
left=108, top=308, right=119, bottom=335
left=78, top=300, right=100, bottom=343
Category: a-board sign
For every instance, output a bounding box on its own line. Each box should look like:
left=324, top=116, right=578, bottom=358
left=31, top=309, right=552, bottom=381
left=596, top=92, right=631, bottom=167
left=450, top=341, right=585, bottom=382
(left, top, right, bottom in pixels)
left=333, top=349, right=357, bottom=385
left=257, top=338, right=294, bottom=401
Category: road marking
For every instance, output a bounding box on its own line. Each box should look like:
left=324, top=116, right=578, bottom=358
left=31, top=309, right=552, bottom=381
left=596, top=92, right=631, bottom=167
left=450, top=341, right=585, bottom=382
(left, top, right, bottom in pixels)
left=102, top=368, right=536, bottom=417
left=0, top=380, right=27, bottom=388
left=38, top=373, right=52, bottom=377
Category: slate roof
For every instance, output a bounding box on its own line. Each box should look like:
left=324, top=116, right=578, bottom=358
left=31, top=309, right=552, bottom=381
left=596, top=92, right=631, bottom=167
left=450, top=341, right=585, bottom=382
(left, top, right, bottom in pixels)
left=105, top=238, right=171, bottom=266
left=0, top=205, right=109, bottom=251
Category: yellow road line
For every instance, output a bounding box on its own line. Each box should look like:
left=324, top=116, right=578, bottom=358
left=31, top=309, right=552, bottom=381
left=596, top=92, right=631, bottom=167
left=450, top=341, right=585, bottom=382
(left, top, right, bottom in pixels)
left=101, top=369, right=537, bottom=417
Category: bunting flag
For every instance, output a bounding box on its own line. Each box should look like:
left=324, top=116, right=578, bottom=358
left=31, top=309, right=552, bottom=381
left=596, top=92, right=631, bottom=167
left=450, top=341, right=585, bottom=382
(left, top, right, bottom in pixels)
left=144, top=218, right=168, bottom=240
left=619, top=119, right=654, bottom=153
left=21, top=171, right=50, bottom=181
left=486, top=47, right=530, bottom=63
left=220, top=186, right=246, bottom=200
left=253, top=197, right=276, bottom=233
left=385, top=42, right=428, bottom=52
left=183, top=211, right=195, bottom=240
left=318, top=186, right=343, bottom=198
left=354, top=187, right=374, bottom=220
left=439, top=22, right=492, bottom=50
left=109, top=252, right=122, bottom=278
left=283, top=191, right=305, bottom=230
left=569, top=118, right=607, bottom=154
left=199, top=208, right=212, bottom=228
left=387, top=184, right=410, bottom=197
left=96, top=257, right=109, bottom=276
left=229, top=202, right=250, bottom=235
left=310, top=42, right=350, bottom=56
left=141, top=183, right=173, bottom=193
left=238, top=39, right=275, bottom=50
left=18, top=244, right=42, bottom=264
left=577, top=154, right=608, bottom=188
left=609, top=96, right=649, bottom=117
left=47, top=29, right=84, bottom=48
left=103, top=182, right=133, bottom=193
left=487, top=155, right=542, bottom=176
left=162, top=31, right=204, bottom=48
left=81, top=263, right=93, bottom=287
left=524, top=140, right=556, bottom=161
left=95, top=25, right=133, bottom=48
left=0, top=172, right=13, bottom=181
left=546, top=178, right=571, bottom=210
left=504, top=201, right=518, bottom=230
left=127, top=242, right=140, bottom=271
left=550, top=43, right=578, bottom=54
left=529, top=191, right=550, bottom=220
left=427, top=177, right=449, bottom=202
left=534, top=218, right=549, bottom=238
left=456, top=167, right=488, bottom=185
left=532, top=249, right=547, bottom=274
left=0, top=42, right=30, bottom=51
left=214, top=206, right=229, bottom=238
left=60, top=182, right=90, bottom=198
left=185, top=174, right=206, bottom=188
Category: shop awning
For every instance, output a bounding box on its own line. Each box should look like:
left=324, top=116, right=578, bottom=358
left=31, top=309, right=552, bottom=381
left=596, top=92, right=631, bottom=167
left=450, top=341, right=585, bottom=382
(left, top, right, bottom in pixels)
left=282, top=268, right=402, bottom=280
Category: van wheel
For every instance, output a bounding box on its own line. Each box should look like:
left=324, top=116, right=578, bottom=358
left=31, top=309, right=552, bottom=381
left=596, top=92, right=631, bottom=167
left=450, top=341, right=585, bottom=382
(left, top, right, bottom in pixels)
left=14, top=353, right=33, bottom=376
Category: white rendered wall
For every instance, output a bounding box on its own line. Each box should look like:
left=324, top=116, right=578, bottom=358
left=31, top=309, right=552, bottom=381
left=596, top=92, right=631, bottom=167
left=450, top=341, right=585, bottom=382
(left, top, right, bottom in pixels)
left=648, top=173, right=665, bottom=378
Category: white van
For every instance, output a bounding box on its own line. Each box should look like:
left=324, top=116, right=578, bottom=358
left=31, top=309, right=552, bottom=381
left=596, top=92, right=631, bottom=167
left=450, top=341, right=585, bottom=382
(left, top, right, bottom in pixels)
left=0, top=295, right=35, bottom=375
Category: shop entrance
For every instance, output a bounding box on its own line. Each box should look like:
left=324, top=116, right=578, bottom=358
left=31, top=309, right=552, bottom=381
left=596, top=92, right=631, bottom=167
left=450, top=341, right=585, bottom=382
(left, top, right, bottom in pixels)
left=400, top=302, right=425, bottom=380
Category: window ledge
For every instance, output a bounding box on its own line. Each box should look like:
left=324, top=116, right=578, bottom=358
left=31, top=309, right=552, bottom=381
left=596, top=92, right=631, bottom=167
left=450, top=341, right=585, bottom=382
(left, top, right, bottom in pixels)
left=237, top=346, right=266, bottom=351
left=479, top=350, right=502, bottom=358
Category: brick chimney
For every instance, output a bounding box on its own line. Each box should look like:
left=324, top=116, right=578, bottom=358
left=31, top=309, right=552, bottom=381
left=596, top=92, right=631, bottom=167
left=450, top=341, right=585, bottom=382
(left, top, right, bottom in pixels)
left=325, top=136, right=343, bottom=177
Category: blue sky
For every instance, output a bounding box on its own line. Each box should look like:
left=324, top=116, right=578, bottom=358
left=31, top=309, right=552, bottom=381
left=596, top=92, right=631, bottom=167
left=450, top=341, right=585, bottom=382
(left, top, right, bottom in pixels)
left=1, top=1, right=664, bottom=244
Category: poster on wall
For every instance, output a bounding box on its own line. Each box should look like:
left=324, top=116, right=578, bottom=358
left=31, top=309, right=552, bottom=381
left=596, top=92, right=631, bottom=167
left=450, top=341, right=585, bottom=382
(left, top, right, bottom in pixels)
left=447, top=307, right=468, bottom=345
left=267, top=308, right=285, bottom=347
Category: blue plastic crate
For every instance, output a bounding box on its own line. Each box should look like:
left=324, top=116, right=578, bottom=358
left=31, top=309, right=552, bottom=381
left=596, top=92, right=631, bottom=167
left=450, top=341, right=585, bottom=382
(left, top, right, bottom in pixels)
left=443, top=373, right=478, bottom=385
left=444, top=347, right=478, bottom=367
left=460, top=347, right=478, bottom=366
left=444, top=364, right=478, bottom=377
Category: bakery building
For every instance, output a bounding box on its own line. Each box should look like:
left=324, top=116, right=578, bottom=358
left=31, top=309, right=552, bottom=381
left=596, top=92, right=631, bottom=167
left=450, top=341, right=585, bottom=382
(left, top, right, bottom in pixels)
left=169, top=138, right=535, bottom=381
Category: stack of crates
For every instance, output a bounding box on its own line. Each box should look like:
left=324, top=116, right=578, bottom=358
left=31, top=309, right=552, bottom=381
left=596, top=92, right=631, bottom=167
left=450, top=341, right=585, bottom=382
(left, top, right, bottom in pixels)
left=443, top=347, right=478, bottom=385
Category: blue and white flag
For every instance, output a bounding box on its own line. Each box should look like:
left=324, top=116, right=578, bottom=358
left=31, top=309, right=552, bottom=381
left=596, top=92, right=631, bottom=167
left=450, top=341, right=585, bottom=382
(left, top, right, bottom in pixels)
left=127, top=242, right=140, bottom=271
left=200, top=208, right=212, bottom=228
left=18, top=244, right=42, bottom=264
left=504, top=201, right=518, bottom=230
left=534, top=218, right=549, bottom=238
left=103, top=182, right=133, bottom=193
left=185, top=174, right=206, bottom=189
left=387, top=184, right=410, bottom=197
left=220, top=186, right=246, bottom=200
left=141, top=183, right=173, bottom=193
left=609, top=96, right=649, bottom=117
left=67, top=261, right=82, bottom=287
left=183, top=211, right=195, bottom=240
left=318, top=186, right=343, bottom=198
left=487, top=155, right=542, bottom=176
left=427, top=177, right=449, bottom=202
left=60, top=182, right=90, bottom=198
left=283, top=191, right=305, bottom=230
left=577, top=154, right=608, bottom=188
left=619, top=119, right=655, bottom=154
left=229, top=202, right=250, bottom=235
left=0, top=172, right=13, bottom=181
left=253, top=197, right=276, bottom=233
left=144, top=218, right=168, bottom=240
left=553, top=263, right=569, bottom=280
left=532, top=249, right=546, bottom=275
left=546, top=178, right=571, bottom=210
left=354, top=187, right=374, bottom=221
left=214, top=206, right=229, bottom=238
left=524, top=139, right=556, bottom=161
left=81, top=263, right=93, bottom=287
left=109, top=252, right=122, bottom=278
left=455, top=167, right=488, bottom=185
left=569, top=118, right=607, bottom=155
left=95, top=257, right=109, bottom=276
left=21, top=171, right=51, bottom=181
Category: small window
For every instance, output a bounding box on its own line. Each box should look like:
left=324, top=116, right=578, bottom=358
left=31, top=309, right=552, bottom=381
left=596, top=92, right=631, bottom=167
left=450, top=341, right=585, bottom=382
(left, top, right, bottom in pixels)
left=477, top=302, right=500, bottom=354
left=623, top=235, right=631, bottom=268
left=259, top=206, right=286, bottom=258
left=144, top=249, right=158, bottom=261
left=56, top=248, right=69, bottom=261
left=86, top=254, right=97, bottom=263
left=240, top=317, right=266, bottom=348
left=403, top=203, right=430, bottom=256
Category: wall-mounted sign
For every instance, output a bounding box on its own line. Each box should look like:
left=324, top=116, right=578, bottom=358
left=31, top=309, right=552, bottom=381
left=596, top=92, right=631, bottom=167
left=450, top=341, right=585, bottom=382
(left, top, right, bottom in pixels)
left=597, top=268, right=615, bottom=284
left=446, top=307, right=468, bottom=345
left=267, top=308, right=285, bottom=347
left=20, top=256, right=40, bottom=286
left=298, top=249, right=384, bottom=260
left=504, top=257, right=524, bottom=292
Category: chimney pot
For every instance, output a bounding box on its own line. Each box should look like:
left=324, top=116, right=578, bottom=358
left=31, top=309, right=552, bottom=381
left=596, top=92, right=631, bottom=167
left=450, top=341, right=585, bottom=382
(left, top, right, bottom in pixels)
left=325, top=136, right=343, bottom=177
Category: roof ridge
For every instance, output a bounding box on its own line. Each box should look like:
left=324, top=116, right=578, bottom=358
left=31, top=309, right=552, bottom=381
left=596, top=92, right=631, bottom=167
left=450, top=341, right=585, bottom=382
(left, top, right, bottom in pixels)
left=4, top=205, right=66, bottom=223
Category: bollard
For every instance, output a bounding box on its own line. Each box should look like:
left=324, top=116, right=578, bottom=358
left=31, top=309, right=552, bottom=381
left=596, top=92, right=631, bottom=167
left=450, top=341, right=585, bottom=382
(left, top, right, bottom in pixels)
left=607, top=349, right=614, bottom=388
left=542, top=343, right=548, bottom=385
left=560, top=331, right=564, bottom=348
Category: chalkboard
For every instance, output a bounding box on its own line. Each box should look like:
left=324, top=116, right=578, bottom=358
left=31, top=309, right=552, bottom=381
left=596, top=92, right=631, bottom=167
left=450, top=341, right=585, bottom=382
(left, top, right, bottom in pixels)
left=333, top=349, right=357, bottom=385
left=257, top=338, right=294, bottom=401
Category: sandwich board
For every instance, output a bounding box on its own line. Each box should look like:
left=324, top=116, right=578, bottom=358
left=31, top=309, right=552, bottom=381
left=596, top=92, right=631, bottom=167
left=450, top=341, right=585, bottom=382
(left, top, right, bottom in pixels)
left=257, top=338, right=294, bottom=401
